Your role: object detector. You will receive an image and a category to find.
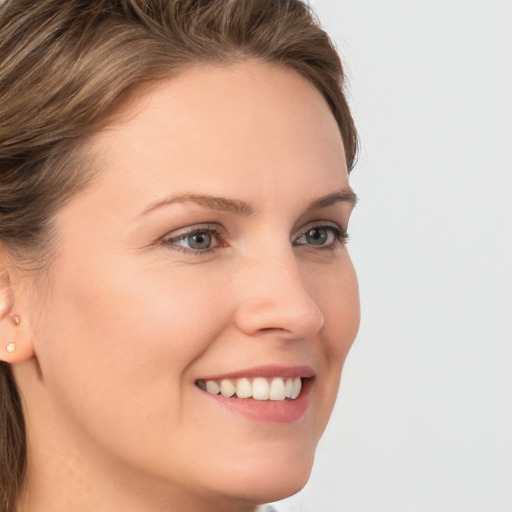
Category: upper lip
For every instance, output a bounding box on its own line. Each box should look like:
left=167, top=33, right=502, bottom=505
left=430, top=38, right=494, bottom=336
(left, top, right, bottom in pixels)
left=197, top=365, right=315, bottom=381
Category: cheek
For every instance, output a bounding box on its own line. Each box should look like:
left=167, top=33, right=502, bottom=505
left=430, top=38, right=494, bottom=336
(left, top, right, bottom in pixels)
left=33, top=258, right=231, bottom=436
left=304, top=256, right=360, bottom=436
left=308, top=256, right=360, bottom=361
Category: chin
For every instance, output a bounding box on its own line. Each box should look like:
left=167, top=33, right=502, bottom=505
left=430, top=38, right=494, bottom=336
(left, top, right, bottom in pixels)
left=250, top=468, right=312, bottom=504
left=221, top=471, right=312, bottom=507
left=209, top=445, right=315, bottom=506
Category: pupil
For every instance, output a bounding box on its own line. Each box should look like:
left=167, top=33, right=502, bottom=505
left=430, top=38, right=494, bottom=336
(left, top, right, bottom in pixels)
left=306, top=228, right=327, bottom=245
left=190, top=233, right=211, bottom=249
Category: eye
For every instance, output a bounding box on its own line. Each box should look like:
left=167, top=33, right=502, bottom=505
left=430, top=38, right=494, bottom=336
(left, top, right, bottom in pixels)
left=294, top=223, right=347, bottom=248
left=163, top=225, right=225, bottom=253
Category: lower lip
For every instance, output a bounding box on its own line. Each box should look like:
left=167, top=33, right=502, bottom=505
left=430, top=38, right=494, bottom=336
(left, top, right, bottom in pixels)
left=198, top=379, right=313, bottom=423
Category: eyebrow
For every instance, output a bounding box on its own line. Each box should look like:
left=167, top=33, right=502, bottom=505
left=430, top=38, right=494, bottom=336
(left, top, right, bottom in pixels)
left=304, top=189, right=358, bottom=213
left=140, top=188, right=357, bottom=218
left=141, top=193, right=254, bottom=217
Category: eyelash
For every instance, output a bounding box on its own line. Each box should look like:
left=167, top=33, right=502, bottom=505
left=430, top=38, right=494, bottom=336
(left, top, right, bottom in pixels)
left=162, top=222, right=348, bottom=255
left=294, top=222, right=348, bottom=249
left=162, top=224, right=225, bottom=254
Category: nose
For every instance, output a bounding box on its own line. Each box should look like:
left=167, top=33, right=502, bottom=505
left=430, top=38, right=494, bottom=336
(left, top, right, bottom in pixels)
left=233, top=247, right=324, bottom=340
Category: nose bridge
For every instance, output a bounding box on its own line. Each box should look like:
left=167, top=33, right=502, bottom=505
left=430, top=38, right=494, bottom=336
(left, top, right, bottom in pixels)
left=233, top=242, right=324, bottom=339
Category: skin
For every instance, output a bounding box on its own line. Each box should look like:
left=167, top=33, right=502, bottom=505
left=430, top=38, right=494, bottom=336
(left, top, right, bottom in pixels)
left=3, top=60, right=360, bottom=512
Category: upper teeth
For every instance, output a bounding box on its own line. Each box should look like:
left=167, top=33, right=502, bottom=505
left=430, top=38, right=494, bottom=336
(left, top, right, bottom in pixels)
left=197, top=377, right=302, bottom=401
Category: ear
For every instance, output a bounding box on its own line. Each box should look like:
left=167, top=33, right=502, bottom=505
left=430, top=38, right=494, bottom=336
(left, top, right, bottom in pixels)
left=0, top=257, right=35, bottom=364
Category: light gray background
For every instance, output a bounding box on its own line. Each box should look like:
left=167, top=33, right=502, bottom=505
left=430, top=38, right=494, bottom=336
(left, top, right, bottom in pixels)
left=272, top=1, right=512, bottom=511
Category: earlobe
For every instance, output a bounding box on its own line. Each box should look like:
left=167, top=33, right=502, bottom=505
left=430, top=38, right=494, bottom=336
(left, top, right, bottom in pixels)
left=0, top=263, right=36, bottom=364
left=1, top=314, right=34, bottom=364
left=5, top=313, right=20, bottom=353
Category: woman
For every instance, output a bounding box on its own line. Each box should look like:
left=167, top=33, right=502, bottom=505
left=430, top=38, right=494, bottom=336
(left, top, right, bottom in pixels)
left=0, top=1, right=359, bottom=511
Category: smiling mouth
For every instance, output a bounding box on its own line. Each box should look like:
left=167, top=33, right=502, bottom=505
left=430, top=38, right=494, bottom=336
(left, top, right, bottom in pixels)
left=195, top=376, right=308, bottom=401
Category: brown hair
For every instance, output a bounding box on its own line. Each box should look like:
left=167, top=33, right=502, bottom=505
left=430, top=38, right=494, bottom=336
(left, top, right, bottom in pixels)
left=0, top=0, right=357, bottom=509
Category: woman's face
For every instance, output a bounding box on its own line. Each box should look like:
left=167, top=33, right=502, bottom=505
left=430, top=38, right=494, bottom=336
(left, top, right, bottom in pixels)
left=19, top=61, right=359, bottom=509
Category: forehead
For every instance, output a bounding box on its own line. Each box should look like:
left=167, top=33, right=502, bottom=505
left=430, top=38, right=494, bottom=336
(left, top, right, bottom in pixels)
left=84, top=60, right=348, bottom=209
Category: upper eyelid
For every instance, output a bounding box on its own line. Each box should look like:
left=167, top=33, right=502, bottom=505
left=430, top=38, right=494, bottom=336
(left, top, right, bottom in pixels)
left=162, top=223, right=223, bottom=240
left=162, top=220, right=344, bottom=238
left=293, top=220, right=344, bottom=237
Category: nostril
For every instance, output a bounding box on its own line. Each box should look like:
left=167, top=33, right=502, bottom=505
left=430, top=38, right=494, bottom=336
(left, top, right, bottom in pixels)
left=258, top=327, right=287, bottom=334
